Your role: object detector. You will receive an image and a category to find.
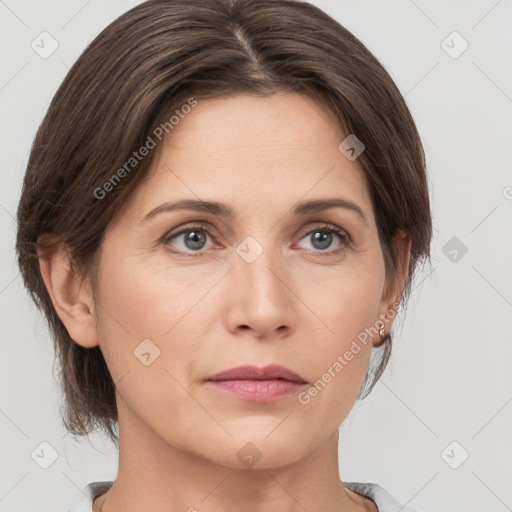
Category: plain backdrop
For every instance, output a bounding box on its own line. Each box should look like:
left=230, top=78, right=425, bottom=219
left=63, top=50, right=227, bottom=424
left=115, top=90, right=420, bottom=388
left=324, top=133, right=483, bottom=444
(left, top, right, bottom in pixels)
left=1, top=1, right=511, bottom=511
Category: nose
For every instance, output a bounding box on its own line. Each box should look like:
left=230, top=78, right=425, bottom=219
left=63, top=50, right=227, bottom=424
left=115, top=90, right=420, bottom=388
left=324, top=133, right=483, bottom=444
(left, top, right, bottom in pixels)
left=225, top=242, right=298, bottom=340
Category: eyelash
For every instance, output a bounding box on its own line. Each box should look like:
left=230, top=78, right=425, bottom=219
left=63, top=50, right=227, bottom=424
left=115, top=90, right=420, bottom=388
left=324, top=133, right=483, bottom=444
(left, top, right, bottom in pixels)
left=162, top=222, right=352, bottom=258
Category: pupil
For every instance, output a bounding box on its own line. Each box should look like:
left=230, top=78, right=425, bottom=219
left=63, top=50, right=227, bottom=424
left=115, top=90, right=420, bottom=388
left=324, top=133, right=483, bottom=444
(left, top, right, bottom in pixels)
left=185, top=230, right=206, bottom=250
left=182, top=229, right=332, bottom=251
left=313, top=231, right=331, bottom=250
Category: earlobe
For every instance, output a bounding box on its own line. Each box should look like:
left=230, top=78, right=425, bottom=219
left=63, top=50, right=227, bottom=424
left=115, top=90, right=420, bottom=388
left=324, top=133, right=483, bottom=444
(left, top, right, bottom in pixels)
left=37, top=241, right=99, bottom=348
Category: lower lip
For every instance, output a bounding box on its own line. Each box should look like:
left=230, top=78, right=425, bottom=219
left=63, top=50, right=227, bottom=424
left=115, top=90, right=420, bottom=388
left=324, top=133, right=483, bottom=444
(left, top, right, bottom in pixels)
left=205, top=379, right=307, bottom=401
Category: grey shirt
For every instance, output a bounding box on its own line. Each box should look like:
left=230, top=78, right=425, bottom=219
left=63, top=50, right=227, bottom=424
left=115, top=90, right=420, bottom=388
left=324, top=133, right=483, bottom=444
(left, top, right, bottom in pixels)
left=67, top=481, right=418, bottom=511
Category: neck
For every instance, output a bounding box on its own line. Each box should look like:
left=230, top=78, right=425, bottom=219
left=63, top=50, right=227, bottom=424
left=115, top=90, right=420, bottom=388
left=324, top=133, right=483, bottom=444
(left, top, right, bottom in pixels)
left=94, top=400, right=375, bottom=512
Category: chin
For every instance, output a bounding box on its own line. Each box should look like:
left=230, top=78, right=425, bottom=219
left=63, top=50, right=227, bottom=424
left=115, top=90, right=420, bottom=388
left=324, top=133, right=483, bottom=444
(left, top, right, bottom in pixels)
left=197, top=434, right=314, bottom=471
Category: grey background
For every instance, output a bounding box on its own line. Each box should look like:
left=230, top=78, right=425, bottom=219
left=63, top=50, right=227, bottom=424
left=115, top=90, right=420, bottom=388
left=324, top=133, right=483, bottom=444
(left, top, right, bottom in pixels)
left=1, top=1, right=511, bottom=511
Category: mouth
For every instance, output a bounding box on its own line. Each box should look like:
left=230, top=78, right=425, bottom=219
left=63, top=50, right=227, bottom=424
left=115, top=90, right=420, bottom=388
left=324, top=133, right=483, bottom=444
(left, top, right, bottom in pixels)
left=205, top=364, right=308, bottom=402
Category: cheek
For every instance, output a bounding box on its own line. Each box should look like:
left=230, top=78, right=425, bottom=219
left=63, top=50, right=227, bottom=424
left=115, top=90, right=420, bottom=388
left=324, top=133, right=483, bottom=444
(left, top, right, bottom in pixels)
left=97, top=250, right=215, bottom=335
left=95, top=237, right=383, bottom=413
left=298, top=266, right=382, bottom=403
left=93, top=254, right=219, bottom=382
left=307, top=258, right=382, bottom=342
left=93, top=257, right=206, bottom=428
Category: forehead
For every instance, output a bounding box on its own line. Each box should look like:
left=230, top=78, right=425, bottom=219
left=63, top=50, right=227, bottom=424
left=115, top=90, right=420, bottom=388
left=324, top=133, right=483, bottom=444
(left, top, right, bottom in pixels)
left=125, top=92, right=374, bottom=224
left=163, top=92, right=345, bottom=158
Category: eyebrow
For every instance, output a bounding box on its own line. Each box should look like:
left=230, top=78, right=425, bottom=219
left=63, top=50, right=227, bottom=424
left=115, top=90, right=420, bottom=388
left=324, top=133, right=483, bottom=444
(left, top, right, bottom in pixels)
left=141, top=197, right=368, bottom=226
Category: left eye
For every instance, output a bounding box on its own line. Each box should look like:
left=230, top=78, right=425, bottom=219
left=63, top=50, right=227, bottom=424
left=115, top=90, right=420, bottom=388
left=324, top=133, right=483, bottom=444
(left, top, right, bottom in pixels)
left=296, top=225, right=349, bottom=253
left=163, top=223, right=349, bottom=256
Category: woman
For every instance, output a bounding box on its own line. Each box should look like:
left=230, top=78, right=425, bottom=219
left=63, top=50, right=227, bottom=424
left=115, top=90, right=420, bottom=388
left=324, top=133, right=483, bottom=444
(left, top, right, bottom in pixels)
left=16, top=0, right=432, bottom=510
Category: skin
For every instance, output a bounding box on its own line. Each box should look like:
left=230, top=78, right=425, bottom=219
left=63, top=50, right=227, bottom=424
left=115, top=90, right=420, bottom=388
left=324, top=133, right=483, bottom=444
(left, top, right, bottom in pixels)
left=39, top=92, right=411, bottom=512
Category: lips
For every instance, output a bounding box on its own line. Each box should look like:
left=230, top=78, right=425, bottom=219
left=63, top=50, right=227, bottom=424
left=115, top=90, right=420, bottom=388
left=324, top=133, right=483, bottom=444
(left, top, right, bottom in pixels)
left=206, top=364, right=307, bottom=383
left=205, top=364, right=308, bottom=402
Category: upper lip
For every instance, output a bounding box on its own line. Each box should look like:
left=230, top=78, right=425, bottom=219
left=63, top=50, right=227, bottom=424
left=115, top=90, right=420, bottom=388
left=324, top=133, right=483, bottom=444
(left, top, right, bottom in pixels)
left=206, top=365, right=307, bottom=383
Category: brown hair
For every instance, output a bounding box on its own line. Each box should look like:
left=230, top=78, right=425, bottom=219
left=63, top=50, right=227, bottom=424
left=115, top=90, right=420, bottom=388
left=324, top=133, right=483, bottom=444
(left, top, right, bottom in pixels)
left=16, top=0, right=432, bottom=445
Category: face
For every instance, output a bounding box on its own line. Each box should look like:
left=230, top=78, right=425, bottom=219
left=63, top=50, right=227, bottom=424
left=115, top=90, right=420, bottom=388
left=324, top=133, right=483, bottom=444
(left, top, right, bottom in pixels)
left=77, top=92, right=406, bottom=468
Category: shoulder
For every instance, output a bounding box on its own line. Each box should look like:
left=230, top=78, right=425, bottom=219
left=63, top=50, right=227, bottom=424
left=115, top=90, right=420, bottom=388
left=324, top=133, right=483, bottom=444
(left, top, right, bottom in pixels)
left=67, top=480, right=416, bottom=512
left=344, top=481, right=419, bottom=512
left=66, top=481, right=113, bottom=512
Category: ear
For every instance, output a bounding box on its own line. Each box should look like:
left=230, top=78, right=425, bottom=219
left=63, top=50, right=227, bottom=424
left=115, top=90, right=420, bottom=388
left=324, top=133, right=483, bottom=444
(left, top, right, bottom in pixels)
left=373, top=229, right=411, bottom=348
left=37, top=239, right=99, bottom=348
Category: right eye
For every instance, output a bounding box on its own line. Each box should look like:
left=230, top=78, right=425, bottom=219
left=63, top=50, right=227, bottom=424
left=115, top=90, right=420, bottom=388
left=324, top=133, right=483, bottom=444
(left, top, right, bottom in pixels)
left=162, top=223, right=217, bottom=256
